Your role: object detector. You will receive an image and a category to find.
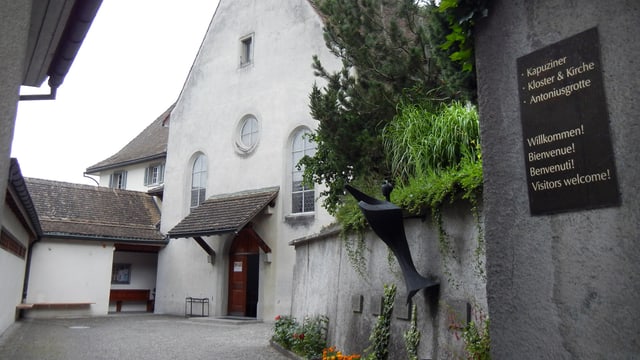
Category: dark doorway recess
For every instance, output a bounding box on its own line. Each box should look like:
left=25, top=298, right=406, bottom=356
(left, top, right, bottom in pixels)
left=227, top=227, right=264, bottom=317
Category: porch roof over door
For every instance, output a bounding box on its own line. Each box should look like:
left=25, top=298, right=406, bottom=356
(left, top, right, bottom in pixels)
left=167, top=187, right=279, bottom=239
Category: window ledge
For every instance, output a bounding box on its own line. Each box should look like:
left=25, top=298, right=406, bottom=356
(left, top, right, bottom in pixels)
left=284, top=212, right=315, bottom=224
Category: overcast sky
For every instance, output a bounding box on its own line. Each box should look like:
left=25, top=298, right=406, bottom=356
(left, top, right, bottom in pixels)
left=12, top=0, right=220, bottom=185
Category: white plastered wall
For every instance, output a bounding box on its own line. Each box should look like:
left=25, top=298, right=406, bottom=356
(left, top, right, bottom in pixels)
left=95, top=160, right=162, bottom=193
left=156, top=0, right=340, bottom=320
left=0, top=203, right=32, bottom=335
left=25, top=239, right=114, bottom=318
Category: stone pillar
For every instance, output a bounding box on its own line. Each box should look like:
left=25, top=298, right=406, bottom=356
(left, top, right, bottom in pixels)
left=0, top=1, right=32, bottom=224
left=475, top=0, right=640, bottom=358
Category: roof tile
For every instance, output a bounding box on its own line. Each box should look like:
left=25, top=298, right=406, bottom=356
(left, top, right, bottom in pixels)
left=168, top=187, right=279, bottom=238
left=25, top=178, right=164, bottom=243
left=85, top=104, right=173, bottom=173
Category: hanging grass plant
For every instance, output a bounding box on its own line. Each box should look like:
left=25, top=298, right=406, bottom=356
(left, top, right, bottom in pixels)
left=335, top=179, right=375, bottom=280
left=381, top=100, right=483, bottom=284
left=337, top=101, right=483, bottom=282
left=383, top=100, right=480, bottom=183
left=383, top=100, right=482, bottom=214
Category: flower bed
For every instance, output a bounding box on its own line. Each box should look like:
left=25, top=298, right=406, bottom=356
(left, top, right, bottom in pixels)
left=272, top=314, right=329, bottom=359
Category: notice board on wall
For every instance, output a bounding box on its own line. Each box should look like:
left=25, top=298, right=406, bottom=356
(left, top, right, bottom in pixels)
left=517, top=27, right=620, bottom=215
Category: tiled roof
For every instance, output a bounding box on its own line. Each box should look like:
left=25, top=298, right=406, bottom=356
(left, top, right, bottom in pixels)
left=8, top=159, right=42, bottom=237
left=25, top=178, right=165, bottom=244
left=85, top=104, right=173, bottom=173
left=168, top=187, right=279, bottom=239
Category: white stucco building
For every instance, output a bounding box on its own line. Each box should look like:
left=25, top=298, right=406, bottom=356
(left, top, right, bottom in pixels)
left=0, top=1, right=101, bottom=336
left=0, top=160, right=41, bottom=335
left=22, top=178, right=165, bottom=318
left=155, top=0, right=340, bottom=320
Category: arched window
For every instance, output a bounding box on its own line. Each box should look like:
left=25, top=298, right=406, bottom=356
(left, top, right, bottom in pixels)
left=190, top=154, right=207, bottom=209
left=291, top=129, right=316, bottom=213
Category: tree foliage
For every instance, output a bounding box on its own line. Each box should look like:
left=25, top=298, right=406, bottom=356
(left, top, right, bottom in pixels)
left=303, top=0, right=477, bottom=214
left=424, top=2, right=478, bottom=102
left=435, top=0, right=488, bottom=75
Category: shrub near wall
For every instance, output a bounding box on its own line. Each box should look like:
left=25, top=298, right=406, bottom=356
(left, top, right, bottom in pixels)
left=290, top=200, right=487, bottom=359
left=272, top=314, right=329, bottom=359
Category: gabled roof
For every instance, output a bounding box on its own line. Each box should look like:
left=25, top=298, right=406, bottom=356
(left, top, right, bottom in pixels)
left=25, top=178, right=165, bottom=244
left=168, top=187, right=279, bottom=239
left=85, top=104, right=173, bottom=173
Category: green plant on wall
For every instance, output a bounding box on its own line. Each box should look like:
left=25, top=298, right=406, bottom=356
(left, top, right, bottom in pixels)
left=404, top=303, right=421, bottom=360
left=383, top=100, right=483, bottom=285
left=383, top=101, right=480, bottom=182
left=448, top=303, right=491, bottom=360
left=462, top=317, right=490, bottom=360
left=335, top=101, right=484, bottom=284
left=337, top=186, right=371, bottom=280
left=364, top=283, right=397, bottom=360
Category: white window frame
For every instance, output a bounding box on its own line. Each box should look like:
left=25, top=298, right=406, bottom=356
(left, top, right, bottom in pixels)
left=234, top=115, right=261, bottom=155
left=109, top=171, right=127, bottom=189
left=291, top=129, right=316, bottom=214
left=144, top=163, right=165, bottom=186
left=190, top=154, right=207, bottom=209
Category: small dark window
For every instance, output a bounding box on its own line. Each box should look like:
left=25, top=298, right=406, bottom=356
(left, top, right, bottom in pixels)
left=109, top=171, right=127, bottom=189
left=240, top=35, right=253, bottom=66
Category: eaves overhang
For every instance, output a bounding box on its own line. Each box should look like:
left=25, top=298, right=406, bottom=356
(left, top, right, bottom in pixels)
left=168, top=227, right=238, bottom=239
left=7, top=158, right=42, bottom=238
left=85, top=152, right=167, bottom=174
left=22, top=0, right=102, bottom=89
left=168, top=187, right=279, bottom=239
left=40, top=232, right=169, bottom=246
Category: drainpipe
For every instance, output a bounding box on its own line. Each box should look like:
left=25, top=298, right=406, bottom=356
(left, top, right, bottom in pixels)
left=83, top=172, right=100, bottom=186
left=21, top=235, right=40, bottom=306
left=19, top=85, right=58, bottom=101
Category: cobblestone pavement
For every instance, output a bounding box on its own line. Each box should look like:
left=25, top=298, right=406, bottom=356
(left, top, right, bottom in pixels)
left=0, top=314, right=290, bottom=360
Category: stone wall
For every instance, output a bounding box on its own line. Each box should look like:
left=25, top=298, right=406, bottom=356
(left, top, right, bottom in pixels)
left=475, top=0, right=640, bottom=357
left=290, top=201, right=486, bottom=359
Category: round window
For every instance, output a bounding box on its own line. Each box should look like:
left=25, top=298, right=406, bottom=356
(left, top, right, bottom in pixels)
left=235, top=115, right=260, bottom=154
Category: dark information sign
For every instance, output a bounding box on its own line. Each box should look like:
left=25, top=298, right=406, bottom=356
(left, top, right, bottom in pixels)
left=517, top=27, right=620, bottom=215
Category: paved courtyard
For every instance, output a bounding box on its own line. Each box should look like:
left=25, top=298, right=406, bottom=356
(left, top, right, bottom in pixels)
left=0, top=314, right=290, bottom=360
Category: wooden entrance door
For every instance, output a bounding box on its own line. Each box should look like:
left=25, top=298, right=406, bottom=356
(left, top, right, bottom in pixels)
left=228, top=254, right=248, bottom=316
left=227, top=228, right=261, bottom=317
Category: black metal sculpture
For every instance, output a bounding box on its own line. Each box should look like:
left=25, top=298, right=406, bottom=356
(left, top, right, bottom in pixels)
left=345, top=184, right=438, bottom=303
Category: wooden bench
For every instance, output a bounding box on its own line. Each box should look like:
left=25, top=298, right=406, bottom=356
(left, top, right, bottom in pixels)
left=109, top=289, right=153, bottom=312
left=16, top=302, right=94, bottom=310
